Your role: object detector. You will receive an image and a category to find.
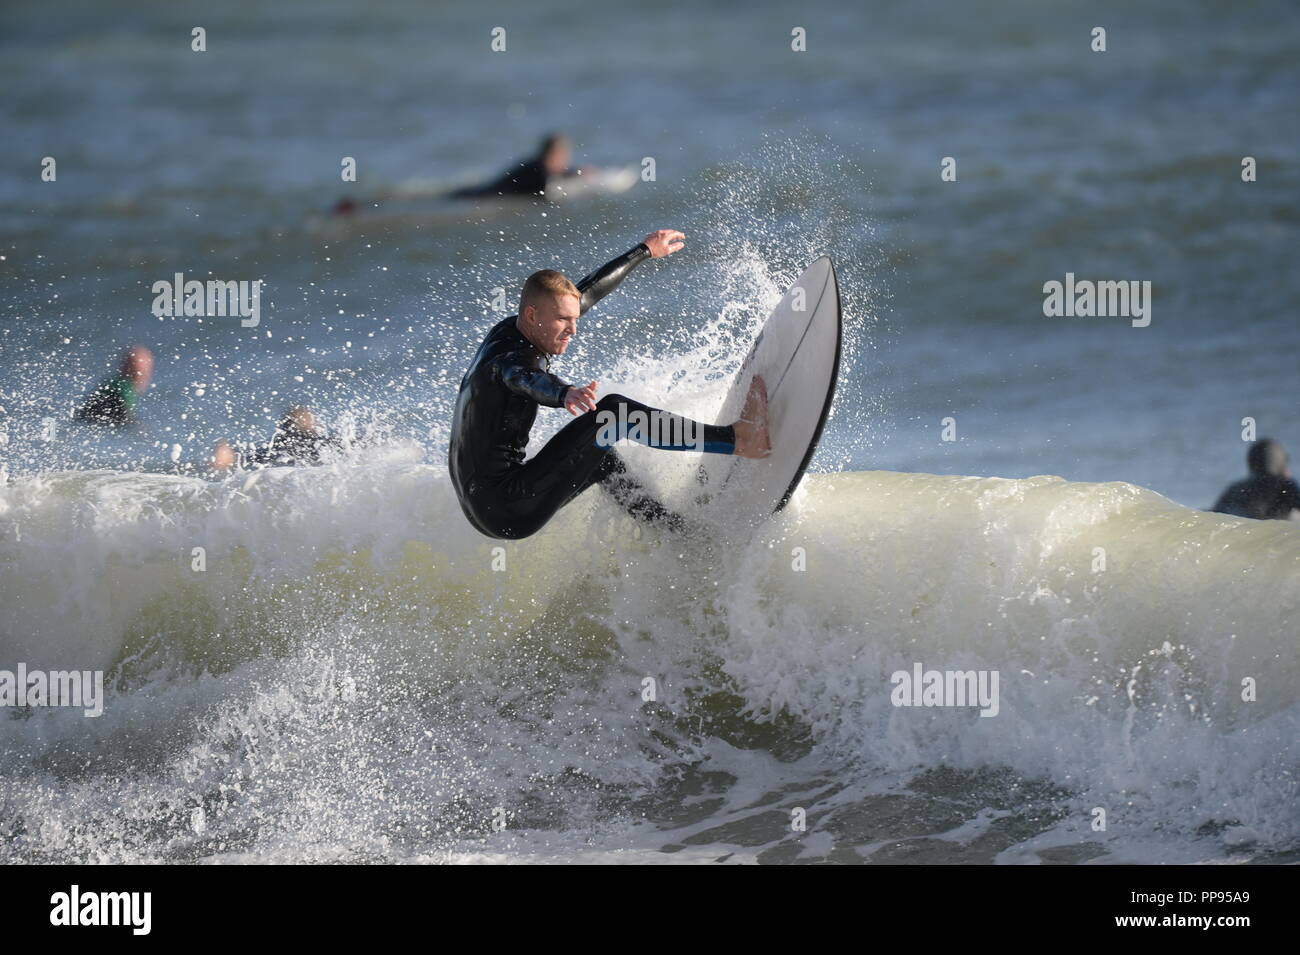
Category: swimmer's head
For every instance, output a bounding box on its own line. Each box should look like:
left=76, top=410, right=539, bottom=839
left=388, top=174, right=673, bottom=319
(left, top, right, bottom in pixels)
left=539, top=133, right=572, bottom=177
left=281, top=405, right=319, bottom=436
left=1248, top=438, right=1289, bottom=478
left=119, top=345, right=154, bottom=393
left=518, top=270, right=580, bottom=355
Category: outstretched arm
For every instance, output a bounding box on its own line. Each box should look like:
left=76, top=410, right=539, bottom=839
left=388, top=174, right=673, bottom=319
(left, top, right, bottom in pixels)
left=575, top=229, right=685, bottom=315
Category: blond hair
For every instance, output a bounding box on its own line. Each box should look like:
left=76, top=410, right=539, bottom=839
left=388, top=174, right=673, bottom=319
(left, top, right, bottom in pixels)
left=520, top=270, right=579, bottom=313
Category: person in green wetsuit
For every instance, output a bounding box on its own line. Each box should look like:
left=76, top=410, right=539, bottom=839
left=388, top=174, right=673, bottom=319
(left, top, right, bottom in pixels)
left=74, top=345, right=154, bottom=427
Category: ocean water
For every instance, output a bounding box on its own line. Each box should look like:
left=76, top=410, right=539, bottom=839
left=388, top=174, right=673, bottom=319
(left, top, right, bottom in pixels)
left=1, top=0, right=1298, bottom=863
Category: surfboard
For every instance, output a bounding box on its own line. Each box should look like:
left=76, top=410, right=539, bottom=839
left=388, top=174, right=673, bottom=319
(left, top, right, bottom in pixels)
left=545, top=167, right=639, bottom=202
left=699, top=256, right=842, bottom=522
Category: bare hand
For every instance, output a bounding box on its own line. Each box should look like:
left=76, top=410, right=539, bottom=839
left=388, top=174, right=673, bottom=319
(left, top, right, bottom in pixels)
left=564, top=380, right=599, bottom=415
left=642, top=229, right=685, bottom=258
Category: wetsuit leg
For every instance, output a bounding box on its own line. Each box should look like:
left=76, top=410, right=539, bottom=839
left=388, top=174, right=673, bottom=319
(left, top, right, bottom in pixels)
left=472, top=393, right=732, bottom=539
left=595, top=450, right=690, bottom=532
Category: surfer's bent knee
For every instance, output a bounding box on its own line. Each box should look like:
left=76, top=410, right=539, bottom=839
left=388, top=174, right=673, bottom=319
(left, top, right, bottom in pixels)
left=596, top=393, right=631, bottom=410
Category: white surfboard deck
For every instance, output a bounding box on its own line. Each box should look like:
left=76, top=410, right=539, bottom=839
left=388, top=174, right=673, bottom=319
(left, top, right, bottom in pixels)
left=696, top=256, right=842, bottom=523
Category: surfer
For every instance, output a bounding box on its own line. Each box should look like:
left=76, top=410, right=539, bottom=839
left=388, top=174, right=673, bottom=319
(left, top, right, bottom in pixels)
left=73, top=345, right=154, bottom=427
left=1212, top=438, right=1300, bottom=520
left=448, top=229, right=770, bottom=540
left=211, top=406, right=342, bottom=470
left=450, top=133, right=585, bottom=200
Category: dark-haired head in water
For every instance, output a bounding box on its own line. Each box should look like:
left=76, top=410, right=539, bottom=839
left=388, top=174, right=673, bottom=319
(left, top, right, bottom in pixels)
left=1212, top=438, right=1300, bottom=520
left=74, top=345, right=154, bottom=427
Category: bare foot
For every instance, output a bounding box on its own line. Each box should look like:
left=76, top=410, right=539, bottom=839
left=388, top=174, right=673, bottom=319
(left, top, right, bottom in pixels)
left=733, top=375, right=771, bottom=459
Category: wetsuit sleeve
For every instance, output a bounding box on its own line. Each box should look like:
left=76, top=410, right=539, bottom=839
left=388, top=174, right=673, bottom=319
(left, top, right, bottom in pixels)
left=575, top=243, right=652, bottom=315
left=494, top=356, right=573, bottom=408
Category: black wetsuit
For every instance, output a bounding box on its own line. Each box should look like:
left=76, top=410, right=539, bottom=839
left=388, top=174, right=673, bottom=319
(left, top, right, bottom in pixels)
left=1213, top=475, right=1300, bottom=519
left=1212, top=439, right=1300, bottom=520
left=249, top=428, right=341, bottom=467
left=448, top=243, right=736, bottom=540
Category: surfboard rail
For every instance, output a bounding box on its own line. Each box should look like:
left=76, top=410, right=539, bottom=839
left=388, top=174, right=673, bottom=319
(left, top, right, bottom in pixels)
left=774, top=255, right=841, bottom=512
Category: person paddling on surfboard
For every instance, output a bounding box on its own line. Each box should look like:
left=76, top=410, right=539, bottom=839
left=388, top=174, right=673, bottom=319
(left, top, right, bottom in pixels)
left=448, top=229, right=770, bottom=540
left=449, top=133, right=590, bottom=201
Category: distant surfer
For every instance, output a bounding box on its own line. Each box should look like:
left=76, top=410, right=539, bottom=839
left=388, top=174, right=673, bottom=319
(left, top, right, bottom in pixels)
left=448, top=229, right=770, bottom=540
left=1212, top=438, right=1300, bottom=520
left=211, top=406, right=342, bottom=471
left=329, top=134, right=619, bottom=217
left=73, top=345, right=154, bottom=427
left=450, top=133, right=587, bottom=200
